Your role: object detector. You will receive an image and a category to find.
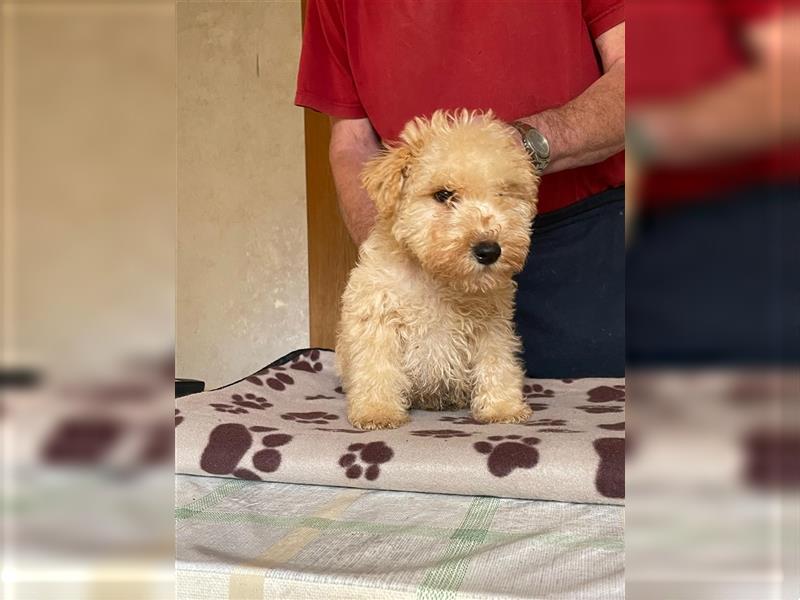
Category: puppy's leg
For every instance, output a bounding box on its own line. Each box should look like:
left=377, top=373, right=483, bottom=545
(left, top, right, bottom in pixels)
left=341, top=319, right=410, bottom=430
left=470, top=322, right=531, bottom=424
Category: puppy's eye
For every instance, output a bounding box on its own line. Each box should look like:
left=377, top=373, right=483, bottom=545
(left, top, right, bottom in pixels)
left=433, top=189, right=454, bottom=203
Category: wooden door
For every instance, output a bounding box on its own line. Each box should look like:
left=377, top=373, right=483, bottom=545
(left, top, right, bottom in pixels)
left=300, top=1, right=358, bottom=349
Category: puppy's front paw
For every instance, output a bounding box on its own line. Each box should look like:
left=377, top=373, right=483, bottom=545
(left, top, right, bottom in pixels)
left=348, top=402, right=409, bottom=430
left=472, top=400, right=532, bottom=425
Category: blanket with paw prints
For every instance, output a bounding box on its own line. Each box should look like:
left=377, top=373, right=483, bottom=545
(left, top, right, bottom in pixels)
left=176, top=348, right=624, bottom=505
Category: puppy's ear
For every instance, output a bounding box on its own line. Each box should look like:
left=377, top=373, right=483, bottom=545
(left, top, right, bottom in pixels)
left=360, top=145, right=412, bottom=220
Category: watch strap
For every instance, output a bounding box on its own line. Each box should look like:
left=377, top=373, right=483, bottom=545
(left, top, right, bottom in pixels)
left=511, top=121, right=550, bottom=174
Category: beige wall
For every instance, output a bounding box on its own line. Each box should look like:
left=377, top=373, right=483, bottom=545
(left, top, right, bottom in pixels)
left=177, top=1, right=309, bottom=387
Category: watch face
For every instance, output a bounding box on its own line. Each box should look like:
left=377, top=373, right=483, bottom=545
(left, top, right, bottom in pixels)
left=528, top=130, right=550, bottom=156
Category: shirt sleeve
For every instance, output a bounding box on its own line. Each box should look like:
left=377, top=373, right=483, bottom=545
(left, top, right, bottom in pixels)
left=582, top=0, right=624, bottom=39
left=295, top=0, right=367, bottom=118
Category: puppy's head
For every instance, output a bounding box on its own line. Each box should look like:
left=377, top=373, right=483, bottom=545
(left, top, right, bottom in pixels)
left=362, top=109, right=539, bottom=293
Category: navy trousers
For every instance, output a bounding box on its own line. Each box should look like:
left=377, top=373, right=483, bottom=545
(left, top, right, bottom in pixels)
left=515, top=186, right=625, bottom=378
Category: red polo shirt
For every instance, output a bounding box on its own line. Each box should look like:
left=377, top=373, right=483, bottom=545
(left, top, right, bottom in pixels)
left=295, top=0, right=625, bottom=214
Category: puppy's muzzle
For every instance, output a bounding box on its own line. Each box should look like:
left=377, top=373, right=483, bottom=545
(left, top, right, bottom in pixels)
left=472, top=241, right=501, bottom=265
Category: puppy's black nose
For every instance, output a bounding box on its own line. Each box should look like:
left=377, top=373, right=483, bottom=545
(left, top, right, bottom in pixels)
left=472, top=241, right=501, bottom=265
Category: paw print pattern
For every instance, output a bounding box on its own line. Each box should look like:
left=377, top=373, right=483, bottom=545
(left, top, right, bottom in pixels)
left=305, top=394, right=337, bottom=400
left=175, top=409, right=183, bottom=427
left=290, top=349, right=324, bottom=373
left=200, top=423, right=253, bottom=476
left=251, top=431, right=293, bottom=474
left=586, top=384, right=625, bottom=403
left=265, top=372, right=295, bottom=391
left=281, top=411, right=339, bottom=425
left=523, top=384, right=555, bottom=399
left=439, top=414, right=485, bottom=426
left=338, top=441, right=393, bottom=480
left=576, top=405, right=624, bottom=414
left=530, top=418, right=567, bottom=427
left=210, top=403, right=248, bottom=415
left=410, top=429, right=473, bottom=439
left=537, top=428, right=583, bottom=433
left=211, top=393, right=273, bottom=414
left=527, top=402, right=550, bottom=412
left=523, top=418, right=583, bottom=433
left=245, top=366, right=296, bottom=391
left=594, top=437, right=624, bottom=498
left=232, top=393, right=273, bottom=410
left=473, top=435, right=540, bottom=477
left=598, top=421, right=625, bottom=431
left=199, top=423, right=293, bottom=481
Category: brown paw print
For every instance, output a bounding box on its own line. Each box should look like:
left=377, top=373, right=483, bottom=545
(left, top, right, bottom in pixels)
left=210, top=402, right=248, bottom=415
left=537, top=428, right=583, bottom=433
left=598, top=421, right=625, bottom=431
left=524, top=418, right=583, bottom=433
left=200, top=423, right=252, bottom=476
left=264, top=371, right=295, bottom=391
left=251, top=430, right=293, bottom=474
left=211, top=393, right=273, bottom=414
left=281, top=411, right=339, bottom=425
left=586, top=384, right=625, bottom=403
left=338, top=441, right=393, bottom=481
left=523, top=384, right=555, bottom=399
left=305, top=394, right=337, bottom=400
left=576, top=405, right=624, bottom=414
left=232, top=393, right=273, bottom=410
left=439, top=414, right=485, bottom=426
left=526, top=402, right=550, bottom=411
left=246, top=366, right=295, bottom=389
left=594, top=437, right=624, bottom=498
left=199, top=423, right=292, bottom=481
left=175, top=409, right=183, bottom=427
left=530, top=418, right=567, bottom=427
left=473, top=435, right=540, bottom=477
left=334, top=386, right=345, bottom=395
left=290, top=349, right=324, bottom=373
left=410, top=429, right=473, bottom=439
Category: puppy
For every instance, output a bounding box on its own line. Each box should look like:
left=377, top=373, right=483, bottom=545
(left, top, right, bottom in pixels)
left=337, top=109, right=539, bottom=430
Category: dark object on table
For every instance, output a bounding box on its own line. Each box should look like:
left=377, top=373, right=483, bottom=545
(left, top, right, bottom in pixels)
left=176, top=378, right=205, bottom=398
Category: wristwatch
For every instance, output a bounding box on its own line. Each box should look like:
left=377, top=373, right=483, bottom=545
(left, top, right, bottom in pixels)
left=511, top=121, right=551, bottom=174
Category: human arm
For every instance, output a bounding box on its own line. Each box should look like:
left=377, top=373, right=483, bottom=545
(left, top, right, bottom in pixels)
left=516, top=22, right=626, bottom=174
left=328, top=117, right=382, bottom=246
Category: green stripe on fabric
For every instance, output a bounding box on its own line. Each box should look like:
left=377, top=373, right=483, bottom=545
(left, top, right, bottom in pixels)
left=175, top=480, right=248, bottom=518
left=416, top=497, right=500, bottom=600
left=174, top=507, right=623, bottom=552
